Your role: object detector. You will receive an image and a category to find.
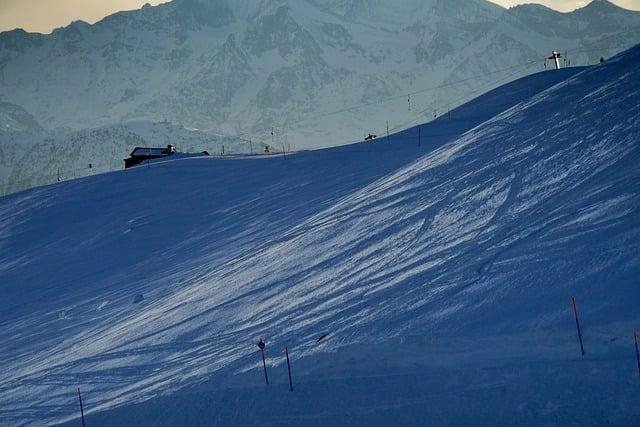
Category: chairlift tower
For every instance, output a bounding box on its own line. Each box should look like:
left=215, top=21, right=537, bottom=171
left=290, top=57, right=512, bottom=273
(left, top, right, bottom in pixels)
left=548, top=51, right=562, bottom=70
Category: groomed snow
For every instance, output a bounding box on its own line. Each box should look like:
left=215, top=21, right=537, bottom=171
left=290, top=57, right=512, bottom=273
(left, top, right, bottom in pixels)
left=1, top=45, right=639, bottom=426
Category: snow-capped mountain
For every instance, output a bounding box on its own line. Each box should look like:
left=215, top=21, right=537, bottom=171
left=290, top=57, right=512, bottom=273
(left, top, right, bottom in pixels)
left=0, top=0, right=638, bottom=194
left=1, top=40, right=639, bottom=426
left=0, top=0, right=638, bottom=137
left=0, top=101, right=44, bottom=133
left=0, top=119, right=264, bottom=195
left=0, top=102, right=45, bottom=193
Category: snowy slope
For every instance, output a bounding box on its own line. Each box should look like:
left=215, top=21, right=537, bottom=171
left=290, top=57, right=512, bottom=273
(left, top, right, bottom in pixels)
left=1, top=45, right=639, bottom=426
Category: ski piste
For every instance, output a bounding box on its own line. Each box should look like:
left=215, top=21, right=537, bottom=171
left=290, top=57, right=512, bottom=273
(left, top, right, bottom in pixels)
left=1, top=43, right=639, bottom=426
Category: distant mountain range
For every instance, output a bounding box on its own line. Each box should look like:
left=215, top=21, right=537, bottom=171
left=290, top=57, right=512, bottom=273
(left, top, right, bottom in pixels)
left=0, top=0, right=639, bottom=194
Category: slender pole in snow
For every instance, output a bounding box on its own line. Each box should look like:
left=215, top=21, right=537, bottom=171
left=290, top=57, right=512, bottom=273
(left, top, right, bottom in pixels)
left=250, top=138, right=253, bottom=155
left=572, top=297, right=585, bottom=356
left=77, top=387, right=85, bottom=427
left=386, top=121, right=389, bottom=143
left=285, top=346, right=293, bottom=392
left=258, top=339, right=269, bottom=385
left=634, top=330, right=640, bottom=377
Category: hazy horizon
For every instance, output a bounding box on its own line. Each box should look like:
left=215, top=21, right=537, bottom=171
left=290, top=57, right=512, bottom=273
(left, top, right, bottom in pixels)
left=0, top=0, right=638, bottom=34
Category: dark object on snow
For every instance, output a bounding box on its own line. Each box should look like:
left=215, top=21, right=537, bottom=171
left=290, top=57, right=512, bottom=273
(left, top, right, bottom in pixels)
left=317, top=333, right=328, bottom=343
left=132, top=294, right=144, bottom=304
left=634, top=331, right=640, bottom=377
left=258, top=338, right=269, bottom=385
left=285, top=346, right=293, bottom=392
left=365, top=133, right=377, bottom=141
left=600, top=57, right=605, bottom=63
left=572, top=297, right=585, bottom=356
left=77, top=388, right=85, bottom=427
left=548, top=51, right=562, bottom=70
left=124, top=144, right=176, bottom=168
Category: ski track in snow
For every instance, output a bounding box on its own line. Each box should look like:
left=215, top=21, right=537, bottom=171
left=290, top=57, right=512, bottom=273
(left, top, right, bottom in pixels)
left=1, top=46, right=640, bottom=425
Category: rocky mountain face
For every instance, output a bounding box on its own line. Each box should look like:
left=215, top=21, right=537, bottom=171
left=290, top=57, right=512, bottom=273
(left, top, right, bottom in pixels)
left=0, top=102, right=44, bottom=192
left=0, top=0, right=639, bottom=194
left=0, top=117, right=262, bottom=196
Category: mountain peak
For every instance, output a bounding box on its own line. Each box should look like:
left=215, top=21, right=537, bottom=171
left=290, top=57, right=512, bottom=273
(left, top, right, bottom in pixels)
left=580, top=0, right=621, bottom=10
left=0, top=28, right=44, bottom=52
left=574, top=0, right=640, bottom=16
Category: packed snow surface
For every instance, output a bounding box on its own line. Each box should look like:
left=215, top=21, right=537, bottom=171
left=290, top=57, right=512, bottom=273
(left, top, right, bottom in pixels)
left=0, top=45, right=639, bottom=426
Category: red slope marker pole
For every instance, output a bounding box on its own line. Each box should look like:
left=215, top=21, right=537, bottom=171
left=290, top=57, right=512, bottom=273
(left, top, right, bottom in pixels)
left=634, top=330, right=640, bottom=377
left=572, top=297, right=585, bottom=356
left=77, top=387, right=86, bottom=427
left=258, top=339, right=269, bottom=385
left=285, top=347, right=293, bottom=392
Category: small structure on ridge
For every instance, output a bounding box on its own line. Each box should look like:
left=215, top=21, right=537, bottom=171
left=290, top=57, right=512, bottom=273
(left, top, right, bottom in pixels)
left=124, top=144, right=176, bottom=168
left=548, top=51, right=562, bottom=70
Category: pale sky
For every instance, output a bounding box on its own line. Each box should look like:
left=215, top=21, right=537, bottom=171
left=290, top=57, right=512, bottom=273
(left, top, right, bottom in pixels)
left=490, top=0, right=640, bottom=11
left=0, top=0, right=638, bottom=34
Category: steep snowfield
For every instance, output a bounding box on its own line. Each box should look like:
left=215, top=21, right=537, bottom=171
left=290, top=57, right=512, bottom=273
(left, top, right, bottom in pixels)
left=1, top=46, right=639, bottom=426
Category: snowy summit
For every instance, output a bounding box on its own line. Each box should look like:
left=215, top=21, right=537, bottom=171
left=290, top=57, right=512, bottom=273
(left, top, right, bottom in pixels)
left=1, top=0, right=640, bottom=195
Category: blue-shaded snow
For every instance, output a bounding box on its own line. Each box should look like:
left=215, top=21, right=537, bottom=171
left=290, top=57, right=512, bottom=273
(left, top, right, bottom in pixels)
left=1, top=46, right=640, bottom=426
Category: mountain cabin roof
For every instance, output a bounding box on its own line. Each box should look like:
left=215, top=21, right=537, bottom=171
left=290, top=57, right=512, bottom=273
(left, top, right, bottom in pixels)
left=130, top=145, right=176, bottom=158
